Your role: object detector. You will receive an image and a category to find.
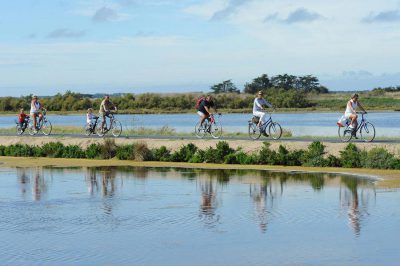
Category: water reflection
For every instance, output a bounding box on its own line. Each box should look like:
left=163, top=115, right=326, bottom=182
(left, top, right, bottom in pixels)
left=199, top=177, right=220, bottom=228
left=16, top=167, right=47, bottom=201
left=340, top=176, right=376, bottom=236
left=14, top=166, right=377, bottom=236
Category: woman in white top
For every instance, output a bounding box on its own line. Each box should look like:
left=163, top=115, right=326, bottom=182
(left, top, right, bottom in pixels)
left=344, top=93, right=366, bottom=130
left=253, top=91, right=273, bottom=127
left=30, top=95, right=43, bottom=130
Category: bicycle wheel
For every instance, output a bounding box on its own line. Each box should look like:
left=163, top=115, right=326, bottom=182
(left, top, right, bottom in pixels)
left=41, top=120, right=52, bottom=136
left=338, top=126, right=352, bottom=142
left=28, top=121, right=36, bottom=136
left=111, top=120, right=122, bottom=137
left=84, top=124, right=92, bottom=136
left=96, top=122, right=106, bottom=137
left=360, top=122, right=375, bottom=142
left=195, top=122, right=206, bottom=139
left=16, top=125, right=24, bottom=135
left=248, top=122, right=261, bottom=140
left=269, top=122, right=282, bottom=140
left=210, top=121, right=222, bottom=139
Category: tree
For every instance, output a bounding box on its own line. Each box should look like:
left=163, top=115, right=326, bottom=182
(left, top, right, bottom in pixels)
left=244, top=74, right=271, bottom=94
left=270, top=74, right=297, bottom=90
left=210, top=80, right=240, bottom=94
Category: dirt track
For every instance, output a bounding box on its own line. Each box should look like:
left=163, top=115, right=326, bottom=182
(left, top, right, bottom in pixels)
left=1, top=135, right=400, bottom=156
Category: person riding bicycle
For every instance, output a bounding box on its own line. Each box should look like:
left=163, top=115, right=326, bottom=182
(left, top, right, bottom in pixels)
left=99, top=95, right=117, bottom=132
left=18, top=108, right=29, bottom=130
left=344, top=93, right=366, bottom=136
left=197, top=95, right=218, bottom=127
left=30, top=95, right=44, bottom=132
left=253, top=91, right=273, bottom=128
left=86, top=108, right=98, bottom=129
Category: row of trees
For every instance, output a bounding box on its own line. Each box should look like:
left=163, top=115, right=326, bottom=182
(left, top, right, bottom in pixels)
left=210, top=74, right=329, bottom=94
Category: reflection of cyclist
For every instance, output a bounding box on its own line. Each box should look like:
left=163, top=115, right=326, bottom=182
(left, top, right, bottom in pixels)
left=197, top=95, right=218, bottom=127
left=344, top=93, right=366, bottom=134
left=253, top=91, right=273, bottom=128
left=99, top=95, right=117, bottom=131
left=30, top=95, right=44, bottom=131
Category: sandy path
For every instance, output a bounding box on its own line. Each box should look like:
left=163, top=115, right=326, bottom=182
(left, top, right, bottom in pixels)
left=1, top=135, right=400, bottom=156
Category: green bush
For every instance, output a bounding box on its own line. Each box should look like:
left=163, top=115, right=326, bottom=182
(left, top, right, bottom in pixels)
left=116, top=144, right=135, bottom=160
left=41, top=142, right=65, bottom=158
left=85, top=143, right=102, bottom=159
left=339, top=143, right=362, bottom=168
left=62, top=145, right=85, bottom=158
left=170, top=143, right=198, bottom=162
left=188, top=150, right=205, bottom=163
left=302, top=141, right=327, bottom=167
left=134, top=142, right=153, bottom=161
left=362, top=147, right=398, bottom=169
left=258, top=142, right=278, bottom=165
left=101, top=139, right=117, bottom=159
left=152, top=146, right=171, bottom=161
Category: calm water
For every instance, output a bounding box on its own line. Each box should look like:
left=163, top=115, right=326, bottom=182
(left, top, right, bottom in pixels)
left=2, top=112, right=400, bottom=136
left=0, top=167, right=399, bottom=265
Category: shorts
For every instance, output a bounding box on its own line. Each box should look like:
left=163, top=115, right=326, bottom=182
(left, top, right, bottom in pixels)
left=344, top=112, right=355, bottom=119
left=197, top=111, right=206, bottom=117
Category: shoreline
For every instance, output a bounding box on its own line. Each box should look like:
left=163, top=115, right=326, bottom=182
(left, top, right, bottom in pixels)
left=1, top=156, right=400, bottom=188
left=0, top=109, right=400, bottom=116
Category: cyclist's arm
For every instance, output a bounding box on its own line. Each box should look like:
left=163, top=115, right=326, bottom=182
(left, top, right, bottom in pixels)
left=204, top=106, right=211, bottom=115
left=255, top=99, right=265, bottom=111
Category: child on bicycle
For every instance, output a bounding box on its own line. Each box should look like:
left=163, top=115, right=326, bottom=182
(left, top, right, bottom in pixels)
left=18, top=108, right=29, bottom=130
left=344, top=93, right=366, bottom=135
left=253, top=91, right=273, bottom=128
left=86, top=108, right=98, bottom=129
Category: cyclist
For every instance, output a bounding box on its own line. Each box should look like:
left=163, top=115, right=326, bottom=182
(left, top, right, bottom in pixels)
left=99, top=95, right=117, bottom=132
left=86, top=108, right=98, bottom=129
left=344, top=93, right=366, bottom=136
left=18, top=108, right=29, bottom=130
left=253, top=91, right=273, bottom=128
left=30, top=95, right=44, bottom=131
left=197, top=95, right=218, bottom=127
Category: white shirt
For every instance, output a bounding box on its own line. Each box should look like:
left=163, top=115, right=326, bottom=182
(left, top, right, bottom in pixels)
left=87, top=113, right=95, bottom=124
left=253, top=98, right=272, bottom=113
left=345, top=99, right=358, bottom=114
left=30, top=101, right=41, bottom=113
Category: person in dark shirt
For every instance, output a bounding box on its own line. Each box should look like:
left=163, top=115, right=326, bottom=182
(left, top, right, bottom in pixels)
left=18, top=108, right=29, bottom=130
left=197, top=95, right=218, bottom=126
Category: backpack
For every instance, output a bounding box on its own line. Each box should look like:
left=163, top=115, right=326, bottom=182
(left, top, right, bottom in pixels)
left=195, top=96, right=205, bottom=109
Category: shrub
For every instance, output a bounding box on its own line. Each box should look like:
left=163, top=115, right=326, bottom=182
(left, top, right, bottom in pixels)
left=101, top=138, right=117, bottom=159
left=170, top=143, right=198, bottom=162
left=85, top=143, right=103, bottom=159
left=258, top=142, right=277, bottom=165
left=116, top=144, right=135, bottom=160
left=339, top=143, right=362, bottom=168
left=302, top=141, right=327, bottom=167
left=203, top=147, right=220, bottom=163
left=216, top=141, right=235, bottom=160
left=326, top=155, right=341, bottom=167
left=62, top=145, right=85, bottom=158
left=41, top=142, right=65, bottom=158
left=362, top=147, right=397, bottom=169
left=152, top=146, right=171, bottom=161
left=134, top=142, right=152, bottom=161
left=4, top=144, right=35, bottom=157
left=188, top=150, right=205, bottom=163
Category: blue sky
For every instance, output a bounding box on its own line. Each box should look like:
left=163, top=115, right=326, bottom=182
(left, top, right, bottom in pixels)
left=0, top=0, right=400, bottom=96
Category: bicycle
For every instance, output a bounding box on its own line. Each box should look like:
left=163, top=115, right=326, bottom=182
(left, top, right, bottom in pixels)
left=195, top=113, right=222, bottom=139
left=96, top=112, right=122, bottom=137
left=84, top=115, right=100, bottom=136
left=248, top=111, right=282, bottom=140
left=15, top=116, right=30, bottom=135
left=338, top=112, right=375, bottom=142
left=28, top=109, right=52, bottom=136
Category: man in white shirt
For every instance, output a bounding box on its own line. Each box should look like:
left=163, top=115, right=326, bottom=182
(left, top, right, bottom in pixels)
left=253, top=91, right=273, bottom=128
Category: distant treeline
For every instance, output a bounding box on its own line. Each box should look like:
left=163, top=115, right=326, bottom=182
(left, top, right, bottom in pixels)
left=0, top=73, right=328, bottom=112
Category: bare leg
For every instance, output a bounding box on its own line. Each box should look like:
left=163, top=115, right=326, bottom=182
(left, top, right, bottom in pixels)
left=32, top=114, right=37, bottom=129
